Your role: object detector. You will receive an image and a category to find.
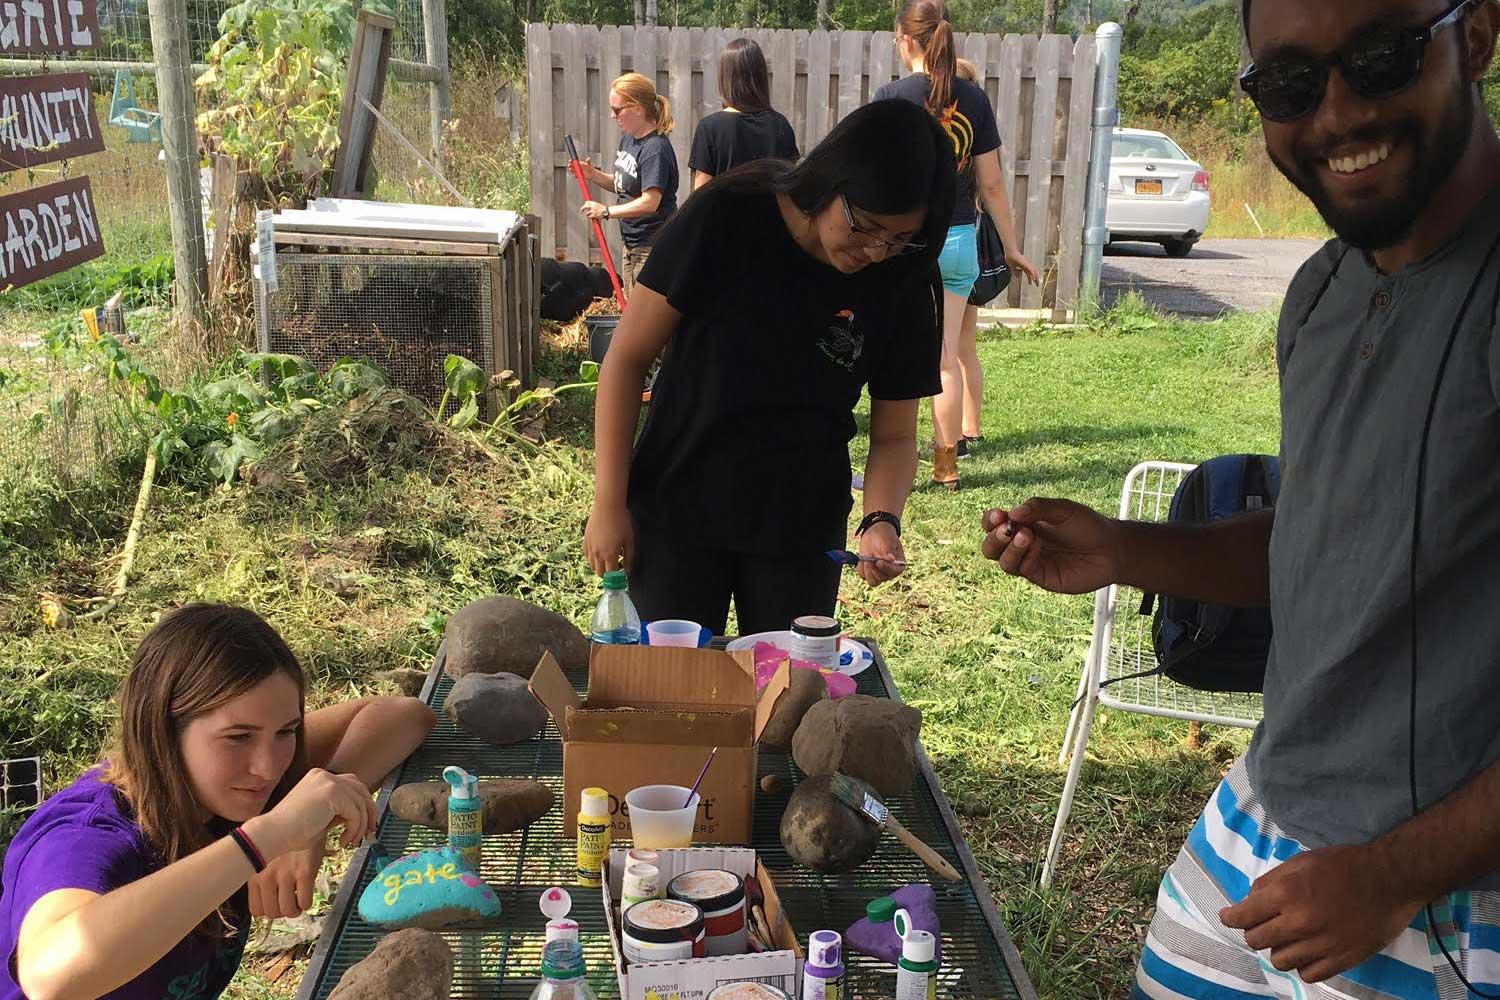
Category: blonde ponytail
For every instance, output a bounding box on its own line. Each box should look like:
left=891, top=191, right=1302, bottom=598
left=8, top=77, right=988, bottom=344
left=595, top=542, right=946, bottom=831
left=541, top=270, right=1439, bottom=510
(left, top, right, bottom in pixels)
left=610, top=72, right=674, bottom=135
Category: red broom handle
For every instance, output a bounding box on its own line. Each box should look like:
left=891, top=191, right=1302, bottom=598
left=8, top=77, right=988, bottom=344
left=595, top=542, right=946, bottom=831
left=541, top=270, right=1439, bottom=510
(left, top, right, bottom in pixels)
left=565, top=134, right=628, bottom=312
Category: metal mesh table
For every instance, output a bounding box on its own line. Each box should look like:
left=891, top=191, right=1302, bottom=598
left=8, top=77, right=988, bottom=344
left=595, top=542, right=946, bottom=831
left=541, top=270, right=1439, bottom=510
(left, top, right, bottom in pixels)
left=295, top=640, right=1037, bottom=1000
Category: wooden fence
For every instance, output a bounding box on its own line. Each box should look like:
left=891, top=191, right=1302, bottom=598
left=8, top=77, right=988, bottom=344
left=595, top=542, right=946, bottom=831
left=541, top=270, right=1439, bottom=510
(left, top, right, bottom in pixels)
left=526, top=24, right=1097, bottom=313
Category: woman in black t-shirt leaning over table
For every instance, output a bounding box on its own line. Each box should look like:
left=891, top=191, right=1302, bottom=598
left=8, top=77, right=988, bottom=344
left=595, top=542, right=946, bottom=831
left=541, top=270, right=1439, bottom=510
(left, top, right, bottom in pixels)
left=579, top=72, right=680, bottom=295
left=689, top=38, right=799, bottom=192
left=583, top=100, right=956, bottom=636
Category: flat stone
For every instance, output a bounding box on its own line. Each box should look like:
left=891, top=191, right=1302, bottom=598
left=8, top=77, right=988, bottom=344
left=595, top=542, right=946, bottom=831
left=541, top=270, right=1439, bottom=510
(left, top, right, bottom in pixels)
left=443, top=596, right=588, bottom=680
left=388, top=779, right=555, bottom=835
left=327, top=928, right=452, bottom=1000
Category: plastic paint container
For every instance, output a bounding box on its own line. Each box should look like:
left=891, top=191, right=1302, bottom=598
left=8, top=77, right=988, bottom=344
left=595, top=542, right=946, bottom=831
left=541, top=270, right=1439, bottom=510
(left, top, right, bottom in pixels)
left=667, top=869, right=747, bottom=957
left=705, top=984, right=791, bottom=1000
left=621, top=862, right=661, bottom=909
left=789, top=615, right=841, bottom=671
left=622, top=898, right=706, bottom=965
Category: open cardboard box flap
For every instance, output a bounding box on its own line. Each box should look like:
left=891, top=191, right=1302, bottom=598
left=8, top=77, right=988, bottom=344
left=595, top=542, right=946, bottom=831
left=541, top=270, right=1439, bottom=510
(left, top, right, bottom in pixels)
left=529, top=647, right=790, bottom=744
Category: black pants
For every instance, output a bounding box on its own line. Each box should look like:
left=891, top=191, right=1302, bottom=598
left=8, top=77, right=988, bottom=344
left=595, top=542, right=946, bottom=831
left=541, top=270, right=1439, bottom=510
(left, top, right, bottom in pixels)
left=629, top=521, right=843, bottom=637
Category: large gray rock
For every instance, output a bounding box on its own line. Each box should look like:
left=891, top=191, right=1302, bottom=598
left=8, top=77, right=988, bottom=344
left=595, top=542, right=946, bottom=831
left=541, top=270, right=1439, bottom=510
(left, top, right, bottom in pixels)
left=791, top=694, right=922, bottom=798
left=327, top=928, right=452, bottom=1000
left=760, top=668, right=828, bottom=751
left=445, top=671, right=548, bottom=744
left=443, top=596, right=589, bottom=680
left=389, top=779, right=555, bottom=834
left=779, top=774, right=881, bottom=874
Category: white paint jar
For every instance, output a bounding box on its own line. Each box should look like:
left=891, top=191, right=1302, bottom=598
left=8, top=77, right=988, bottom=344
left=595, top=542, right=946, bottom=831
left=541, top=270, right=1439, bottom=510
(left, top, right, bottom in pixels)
left=622, top=898, right=706, bottom=965
left=667, top=869, right=747, bottom=957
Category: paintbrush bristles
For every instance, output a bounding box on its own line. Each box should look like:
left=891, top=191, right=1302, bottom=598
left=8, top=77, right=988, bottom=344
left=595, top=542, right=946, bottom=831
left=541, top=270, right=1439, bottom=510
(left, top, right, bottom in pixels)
left=827, top=772, right=887, bottom=824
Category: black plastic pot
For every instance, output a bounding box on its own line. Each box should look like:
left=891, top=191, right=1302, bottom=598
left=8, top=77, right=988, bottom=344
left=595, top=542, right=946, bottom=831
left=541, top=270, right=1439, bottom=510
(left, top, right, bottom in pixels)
left=585, top=314, right=620, bottom=363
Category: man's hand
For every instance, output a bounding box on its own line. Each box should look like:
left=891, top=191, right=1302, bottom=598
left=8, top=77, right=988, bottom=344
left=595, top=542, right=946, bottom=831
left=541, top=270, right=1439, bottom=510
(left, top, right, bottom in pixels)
left=248, top=843, right=325, bottom=919
left=980, top=499, right=1121, bottom=595
left=1220, top=843, right=1425, bottom=983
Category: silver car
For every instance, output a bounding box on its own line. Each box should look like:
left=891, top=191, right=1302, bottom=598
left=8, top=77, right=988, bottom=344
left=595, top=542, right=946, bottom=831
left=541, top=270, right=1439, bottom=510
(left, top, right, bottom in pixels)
left=1106, top=127, right=1211, bottom=258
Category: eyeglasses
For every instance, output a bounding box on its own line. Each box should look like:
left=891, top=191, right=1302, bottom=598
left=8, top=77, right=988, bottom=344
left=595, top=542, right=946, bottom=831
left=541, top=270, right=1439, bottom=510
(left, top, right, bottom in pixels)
left=840, top=195, right=927, bottom=256
left=609, top=103, right=630, bottom=118
left=1239, top=0, right=1480, bottom=123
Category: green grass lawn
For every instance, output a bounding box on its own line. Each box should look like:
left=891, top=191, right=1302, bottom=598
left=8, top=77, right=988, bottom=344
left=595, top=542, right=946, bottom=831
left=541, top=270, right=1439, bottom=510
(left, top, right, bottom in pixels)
left=0, top=300, right=1283, bottom=999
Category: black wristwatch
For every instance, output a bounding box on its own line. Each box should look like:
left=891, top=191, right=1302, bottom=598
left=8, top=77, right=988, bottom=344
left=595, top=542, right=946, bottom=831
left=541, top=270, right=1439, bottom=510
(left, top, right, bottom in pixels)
left=603, top=206, right=611, bottom=219
left=856, top=511, right=901, bottom=538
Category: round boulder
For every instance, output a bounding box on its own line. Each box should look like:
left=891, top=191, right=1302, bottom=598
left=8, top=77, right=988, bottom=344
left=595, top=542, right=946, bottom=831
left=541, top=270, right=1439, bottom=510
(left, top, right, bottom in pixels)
left=444, top=671, right=548, bottom=745
left=779, top=773, right=881, bottom=874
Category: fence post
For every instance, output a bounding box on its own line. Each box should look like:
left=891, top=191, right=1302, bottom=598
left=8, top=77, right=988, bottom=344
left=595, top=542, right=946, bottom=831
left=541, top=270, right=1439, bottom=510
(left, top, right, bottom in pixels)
left=422, top=0, right=452, bottom=160
left=146, top=0, right=209, bottom=333
left=1077, top=21, right=1121, bottom=318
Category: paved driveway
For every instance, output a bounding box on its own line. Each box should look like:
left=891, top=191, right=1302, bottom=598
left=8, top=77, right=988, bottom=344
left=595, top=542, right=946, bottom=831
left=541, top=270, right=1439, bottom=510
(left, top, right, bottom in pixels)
left=1101, top=238, right=1327, bottom=317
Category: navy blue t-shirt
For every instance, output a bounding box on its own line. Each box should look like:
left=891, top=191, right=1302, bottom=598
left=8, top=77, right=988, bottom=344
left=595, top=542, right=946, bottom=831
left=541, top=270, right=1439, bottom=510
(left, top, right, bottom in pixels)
left=613, top=132, right=679, bottom=247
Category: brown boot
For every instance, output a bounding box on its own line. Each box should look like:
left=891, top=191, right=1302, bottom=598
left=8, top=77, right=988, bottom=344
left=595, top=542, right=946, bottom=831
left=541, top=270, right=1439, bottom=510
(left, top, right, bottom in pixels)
left=931, top=444, right=960, bottom=490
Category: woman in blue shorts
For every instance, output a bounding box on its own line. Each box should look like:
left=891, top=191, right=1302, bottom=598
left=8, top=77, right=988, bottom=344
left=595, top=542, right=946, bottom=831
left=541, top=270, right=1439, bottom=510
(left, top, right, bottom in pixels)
left=876, top=0, right=1038, bottom=488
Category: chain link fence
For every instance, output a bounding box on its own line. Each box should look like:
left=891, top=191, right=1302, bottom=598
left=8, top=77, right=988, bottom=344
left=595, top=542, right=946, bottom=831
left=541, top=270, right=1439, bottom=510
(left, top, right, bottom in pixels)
left=0, top=0, right=445, bottom=499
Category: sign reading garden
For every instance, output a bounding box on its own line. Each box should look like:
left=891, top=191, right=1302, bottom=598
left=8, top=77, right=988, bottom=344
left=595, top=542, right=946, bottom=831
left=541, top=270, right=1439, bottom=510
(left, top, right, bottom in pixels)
left=0, top=0, right=103, bottom=290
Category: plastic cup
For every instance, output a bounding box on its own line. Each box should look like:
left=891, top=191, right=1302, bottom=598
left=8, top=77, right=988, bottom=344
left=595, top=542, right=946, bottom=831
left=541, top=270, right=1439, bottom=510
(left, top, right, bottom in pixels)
left=646, top=619, right=703, bottom=648
left=625, top=784, right=699, bottom=849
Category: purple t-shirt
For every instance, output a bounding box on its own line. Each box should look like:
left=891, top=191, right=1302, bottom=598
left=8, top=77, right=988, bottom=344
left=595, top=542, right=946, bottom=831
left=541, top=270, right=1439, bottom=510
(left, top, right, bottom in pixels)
left=1, top=768, right=248, bottom=1000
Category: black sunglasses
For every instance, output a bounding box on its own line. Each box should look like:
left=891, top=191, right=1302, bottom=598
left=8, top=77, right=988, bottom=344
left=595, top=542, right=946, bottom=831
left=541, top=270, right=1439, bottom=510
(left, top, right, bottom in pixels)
left=1239, top=0, right=1480, bottom=123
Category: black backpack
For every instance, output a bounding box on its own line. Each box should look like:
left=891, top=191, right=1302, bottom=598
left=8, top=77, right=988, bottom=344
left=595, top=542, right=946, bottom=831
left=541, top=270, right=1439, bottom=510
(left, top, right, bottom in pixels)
left=968, top=209, right=1012, bottom=306
left=1135, top=454, right=1280, bottom=694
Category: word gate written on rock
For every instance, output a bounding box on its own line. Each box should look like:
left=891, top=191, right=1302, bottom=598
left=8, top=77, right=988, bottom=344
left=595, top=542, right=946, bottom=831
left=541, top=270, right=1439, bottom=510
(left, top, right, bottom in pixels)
left=0, top=73, right=103, bottom=170
left=0, top=176, right=104, bottom=287
left=0, top=0, right=98, bottom=54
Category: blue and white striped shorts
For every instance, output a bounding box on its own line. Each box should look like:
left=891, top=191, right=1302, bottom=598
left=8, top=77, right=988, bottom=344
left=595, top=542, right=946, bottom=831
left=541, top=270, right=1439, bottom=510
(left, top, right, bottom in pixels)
left=1133, top=758, right=1500, bottom=1000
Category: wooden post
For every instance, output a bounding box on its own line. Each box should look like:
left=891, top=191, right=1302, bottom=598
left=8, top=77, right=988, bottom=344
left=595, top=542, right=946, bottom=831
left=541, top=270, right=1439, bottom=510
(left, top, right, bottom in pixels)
left=421, top=0, right=452, bottom=162
left=146, top=0, right=209, bottom=334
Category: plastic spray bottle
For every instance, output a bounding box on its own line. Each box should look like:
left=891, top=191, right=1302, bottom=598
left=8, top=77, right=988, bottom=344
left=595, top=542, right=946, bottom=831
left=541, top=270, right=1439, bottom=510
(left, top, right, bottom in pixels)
left=803, top=929, right=845, bottom=1000
left=443, top=766, right=482, bottom=870
left=576, top=787, right=611, bottom=888
left=894, top=907, right=938, bottom=1000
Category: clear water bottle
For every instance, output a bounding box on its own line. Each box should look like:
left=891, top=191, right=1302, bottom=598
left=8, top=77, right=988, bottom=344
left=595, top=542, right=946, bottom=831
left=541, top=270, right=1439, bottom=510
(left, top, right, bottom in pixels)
left=590, top=570, right=641, bottom=645
left=527, top=939, right=599, bottom=1000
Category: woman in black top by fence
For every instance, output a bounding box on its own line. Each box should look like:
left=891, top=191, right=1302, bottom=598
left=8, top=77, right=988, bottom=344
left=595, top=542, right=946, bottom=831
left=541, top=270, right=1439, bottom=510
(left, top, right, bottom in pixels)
left=578, top=72, right=680, bottom=295
left=583, top=100, right=955, bottom=636
left=689, top=38, right=800, bottom=192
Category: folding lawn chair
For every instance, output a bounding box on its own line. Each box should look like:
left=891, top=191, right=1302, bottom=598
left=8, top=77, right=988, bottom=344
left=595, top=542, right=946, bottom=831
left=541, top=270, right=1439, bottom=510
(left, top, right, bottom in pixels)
left=1040, top=461, right=1265, bottom=889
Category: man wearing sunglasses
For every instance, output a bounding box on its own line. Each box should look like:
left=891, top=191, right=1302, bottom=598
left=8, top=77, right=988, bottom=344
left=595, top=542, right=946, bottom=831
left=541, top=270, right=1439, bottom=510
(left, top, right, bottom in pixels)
left=981, top=1, right=1500, bottom=997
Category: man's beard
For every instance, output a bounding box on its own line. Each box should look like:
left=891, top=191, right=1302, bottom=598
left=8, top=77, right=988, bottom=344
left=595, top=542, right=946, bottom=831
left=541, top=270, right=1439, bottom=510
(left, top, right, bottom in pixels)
left=1267, top=84, right=1475, bottom=251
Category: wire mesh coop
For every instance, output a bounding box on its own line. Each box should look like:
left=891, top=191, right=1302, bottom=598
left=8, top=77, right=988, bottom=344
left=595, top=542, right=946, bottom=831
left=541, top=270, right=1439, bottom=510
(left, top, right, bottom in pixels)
left=253, top=201, right=539, bottom=417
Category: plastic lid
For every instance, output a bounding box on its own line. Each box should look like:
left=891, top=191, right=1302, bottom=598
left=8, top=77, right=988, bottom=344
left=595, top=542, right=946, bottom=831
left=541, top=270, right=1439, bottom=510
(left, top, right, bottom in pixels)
left=442, top=765, right=476, bottom=799
left=539, top=886, right=573, bottom=921
left=807, top=929, right=843, bottom=969
left=581, top=787, right=610, bottom=818
left=791, top=614, right=840, bottom=637
left=866, top=897, right=896, bottom=923
left=602, top=570, right=629, bottom=590
left=895, top=908, right=935, bottom=964
left=540, top=939, right=585, bottom=979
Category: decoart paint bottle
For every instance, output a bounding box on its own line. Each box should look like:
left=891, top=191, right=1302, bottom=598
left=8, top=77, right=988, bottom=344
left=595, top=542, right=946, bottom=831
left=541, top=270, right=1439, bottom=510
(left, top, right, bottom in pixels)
left=894, top=908, right=937, bottom=1000
left=803, top=929, right=845, bottom=1000
left=576, top=787, right=611, bottom=888
left=442, top=766, right=482, bottom=870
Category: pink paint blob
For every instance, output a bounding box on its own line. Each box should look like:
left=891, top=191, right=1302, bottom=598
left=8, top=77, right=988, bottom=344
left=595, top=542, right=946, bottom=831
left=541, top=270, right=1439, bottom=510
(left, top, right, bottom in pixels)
left=753, top=642, right=856, bottom=698
left=460, top=874, right=484, bottom=888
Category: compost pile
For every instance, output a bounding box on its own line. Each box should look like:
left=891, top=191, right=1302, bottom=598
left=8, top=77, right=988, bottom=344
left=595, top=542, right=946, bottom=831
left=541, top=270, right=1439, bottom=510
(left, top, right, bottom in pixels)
left=245, top=387, right=480, bottom=498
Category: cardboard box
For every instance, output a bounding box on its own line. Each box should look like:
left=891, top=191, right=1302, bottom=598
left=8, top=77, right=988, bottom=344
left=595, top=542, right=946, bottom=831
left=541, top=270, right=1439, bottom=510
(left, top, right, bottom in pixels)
left=529, top=645, right=790, bottom=845
left=602, top=847, right=803, bottom=1000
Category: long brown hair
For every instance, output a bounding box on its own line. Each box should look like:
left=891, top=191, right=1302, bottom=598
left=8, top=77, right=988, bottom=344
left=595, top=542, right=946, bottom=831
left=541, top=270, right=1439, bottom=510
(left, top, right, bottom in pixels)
left=897, top=0, right=957, bottom=117
left=718, top=37, right=771, bottom=113
left=102, top=604, right=309, bottom=937
left=612, top=72, right=675, bottom=135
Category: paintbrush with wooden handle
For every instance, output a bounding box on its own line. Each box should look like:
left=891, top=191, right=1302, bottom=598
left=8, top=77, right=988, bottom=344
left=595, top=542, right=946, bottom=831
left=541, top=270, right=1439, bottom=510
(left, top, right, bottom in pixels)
left=827, top=773, right=961, bottom=882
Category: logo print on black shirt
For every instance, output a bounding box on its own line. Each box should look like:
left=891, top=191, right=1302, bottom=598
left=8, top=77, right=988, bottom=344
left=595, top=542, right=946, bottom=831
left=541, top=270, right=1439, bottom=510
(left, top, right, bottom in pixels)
left=939, top=102, right=977, bottom=173
left=818, top=309, right=863, bottom=370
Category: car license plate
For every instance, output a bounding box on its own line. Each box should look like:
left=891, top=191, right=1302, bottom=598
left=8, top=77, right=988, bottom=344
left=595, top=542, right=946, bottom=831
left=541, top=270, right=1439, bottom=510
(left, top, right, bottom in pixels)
left=1135, top=178, right=1163, bottom=196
